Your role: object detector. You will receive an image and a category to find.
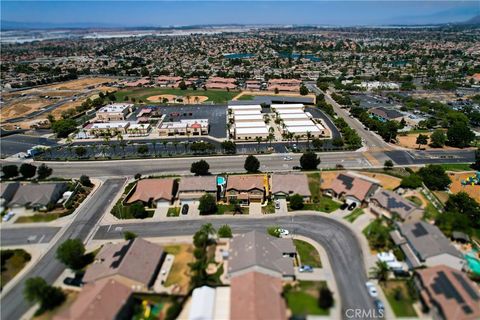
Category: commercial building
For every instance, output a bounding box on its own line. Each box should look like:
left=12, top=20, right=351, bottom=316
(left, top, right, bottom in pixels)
left=230, top=105, right=269, bottom=140
left=414, top=265, right=480, bottom=320
left=390, top=221, right=464, bottom=270
left=368, top=107, right=404, bottom=122
left=370, top=189, right=424, bottom=222
left=125, top=178, right=176, bottom=207
left=126, top=123, right=151, bottom=135
left=84, top=121, right=130, bottom=136
left=274, top=104, right=328, bottom=138
left=96, top=103, right=133, bottom=122
left=83, top=238, right=165, bottom=291
left=158, top=119, right=209, bottom=136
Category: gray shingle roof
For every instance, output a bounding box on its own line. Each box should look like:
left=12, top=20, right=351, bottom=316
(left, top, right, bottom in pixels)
left=228, top=231, right=295, bottom=277
left=9, top=183, right=67, bottom=207
left=271, top=174, right=311, bottom=197
left=371, top=189, right=422, bottom=220
left=398, top=221, right=463, bottom=260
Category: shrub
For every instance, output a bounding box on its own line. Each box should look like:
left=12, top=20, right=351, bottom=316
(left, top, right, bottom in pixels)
left=289, top=194, right=304, bottom=210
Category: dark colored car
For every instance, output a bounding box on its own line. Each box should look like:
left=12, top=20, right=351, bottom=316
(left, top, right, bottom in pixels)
left=292, top=166, right=302, bottom=170
left=182, top=204, right=189, bottom=215
left=340, top=203, right=348, bottom=210
left=348, top=202, right=357, bottom=210
left=63, top=273, right=83, bottom=287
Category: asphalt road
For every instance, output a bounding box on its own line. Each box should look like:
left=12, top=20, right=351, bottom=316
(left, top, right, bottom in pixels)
left=0, top=226, right=61, bottom=246
left=95, top=214, right=375, bottom=318
left=29, top=151, right=372, bottom=178
left=0, top=178, right=126, bottom=320
left=306, top=84, right=389, bottom=150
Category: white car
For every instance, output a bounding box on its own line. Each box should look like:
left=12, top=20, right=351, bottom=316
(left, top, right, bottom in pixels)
left=283, top=156, right=293, bottom=161
left=276, top=228, right=290, bottom=237
left=2, top=211, right=15, bottom=222
left=365, top=281, right=378, bottom=297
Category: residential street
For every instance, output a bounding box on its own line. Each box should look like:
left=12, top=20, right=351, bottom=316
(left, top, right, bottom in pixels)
left=0, top=178, right=126, bottom=320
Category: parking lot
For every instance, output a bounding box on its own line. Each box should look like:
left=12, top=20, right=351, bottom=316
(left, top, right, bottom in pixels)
left=129, top=104, right=227, bottom=138
left=0, top=134, right=58, bottom=158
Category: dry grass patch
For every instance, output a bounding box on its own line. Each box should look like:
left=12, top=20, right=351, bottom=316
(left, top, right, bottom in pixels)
left=47, top=77, right=114, bottom=90
left=358, top=171, right=401, bottom=190
left=164, top=244, right=194, bottom=294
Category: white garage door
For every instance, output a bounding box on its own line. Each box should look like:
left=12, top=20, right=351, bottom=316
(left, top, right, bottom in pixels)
left=156, top=200, right=170, bottom=207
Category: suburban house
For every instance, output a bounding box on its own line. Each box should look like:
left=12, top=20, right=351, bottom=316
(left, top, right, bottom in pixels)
left=230, top=271, right=287, bottom=320
left=83, top=238, right=165, bottom=291
left=368, top=107, right=404, bottom=122
left=323, top=172, right=379, bottom=206
left=187, top=286, right=230, bottom=320
left=414, top=265, right=480, bottom=320
left=390, top=221, right=464, bottom=270
left=125, top=178, right=177, bottom=207
left=9, top=183, right=68, bottom=210
left=178, top=176, right=218, bottom=203
left=226, top=175, right=266, bottom=205
left=54, top=278, right=134, bottom=320
left=0, top=182, right=20, bottom=208
left=205, top=77, right=237, bottom=90
left=156, top=75, right=182, bottom=87
left=369, top=189, right=424, bottom=222
left=267, top=78, right=301, bottom=92
left=271, top=173, right=311, bottom=201
left=227, top=230, right=296, bottom=279
left=96, top=103, right=133, bottom=122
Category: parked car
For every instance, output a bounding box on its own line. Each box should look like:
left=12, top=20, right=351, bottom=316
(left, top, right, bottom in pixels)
left=374, top=299, right=385, bottom=313
left=275, top=200, right=281, bottom=209
left=2, top=211, right=15, bottom=222
left=276, top=228, right=290, bottom=237
left=292, top=166, right=302, bottom=170
left=340, top=203, right=348, bottom=210
left=63, top=273, right=83, bottom=287
left=181, top=204, right=189, bottom=215
left=299, top=265, right=314, bottom=273
left=365, top=281, right=378, bottom=297
left=348, top=202, right=357, bottom=211
left=283, top=156, right=293, bottom=161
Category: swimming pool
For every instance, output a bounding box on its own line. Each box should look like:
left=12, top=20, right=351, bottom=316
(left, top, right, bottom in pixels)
left=465, top=249, right=480, bottom=275
left=217, top=176, right=226, bottom=185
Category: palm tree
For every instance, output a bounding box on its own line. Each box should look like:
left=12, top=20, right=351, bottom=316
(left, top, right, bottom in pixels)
left=268, top=132, right=275, bottom=147
left=306, top=131, right=312, bottom=150
left=200, top=223, right=217, bottom=237
left=369, top=261, right=389, bottom=283
left=120, top=140, right=127, bottom=158
left=255, top=136, right=263, bottom=151
left=110, top=143, right=117, bottom=156
left=152, top=141, right=157, bottom=157
left=173, top=141, right=178, bottom=153
left=162, top=141, right=168, bottom=152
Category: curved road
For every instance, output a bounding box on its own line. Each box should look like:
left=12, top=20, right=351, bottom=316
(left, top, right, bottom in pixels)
left=95, top=214, right=375, bottom=318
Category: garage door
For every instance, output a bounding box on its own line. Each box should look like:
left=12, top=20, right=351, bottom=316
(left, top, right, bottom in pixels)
left=156, top=200, right=170, bottom=207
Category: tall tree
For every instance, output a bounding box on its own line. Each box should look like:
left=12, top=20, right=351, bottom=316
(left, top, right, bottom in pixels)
left=19, top=163, right=37, bottom=179
left=37, top=163, right=53, bottom=179
left=190, top=160, right=210, bottom=176
left=56, top=239, right=86, bottom=270
left=1, top=165, right=18, bottom=179
left=416, top=134, right=429, bottom=149
left=244, top=155, right=260, bottom=173
left=300, top=152, right=321, bottom=170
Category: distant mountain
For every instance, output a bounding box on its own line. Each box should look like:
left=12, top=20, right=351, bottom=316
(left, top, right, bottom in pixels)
left=459, top=15, right=480, bottom=25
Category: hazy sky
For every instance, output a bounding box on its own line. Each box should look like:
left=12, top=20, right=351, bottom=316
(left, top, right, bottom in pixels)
left=1, top=1, right=479, bottom=26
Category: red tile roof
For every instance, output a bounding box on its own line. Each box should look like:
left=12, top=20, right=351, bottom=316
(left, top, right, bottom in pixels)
left=126, top=178, right=174, bottom=203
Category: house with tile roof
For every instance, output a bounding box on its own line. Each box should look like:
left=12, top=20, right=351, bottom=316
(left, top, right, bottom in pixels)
left=125, top=178, right=176, bottom=207
left=370, top=188, right=424, bottom=222
left=226, top=175, right=266, bottom=205
left=323, top=172, right=379, bottom=206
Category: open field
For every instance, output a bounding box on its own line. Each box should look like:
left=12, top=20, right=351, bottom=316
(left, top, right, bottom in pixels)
left=447, top=171, right=480, bottom=203
left=1, top=98, right=51, bottom=119
left=47, top=77, right=114, bottom=90
left=114, top=87, right=238, bottom=104
left=232, top=90, right=316, bottom=101
left=146, top=94, right=208, bottom=103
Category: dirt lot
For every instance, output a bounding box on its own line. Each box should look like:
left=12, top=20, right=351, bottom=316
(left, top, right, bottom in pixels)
left=47, top=77, right=114, bottom=90
left=447, top=171, right=480, bottom=203
left=396, top=132, right=472, bottom=150
left=147, top=94, right=208, bottom=103
left=1, top=98, right=51, bottom=119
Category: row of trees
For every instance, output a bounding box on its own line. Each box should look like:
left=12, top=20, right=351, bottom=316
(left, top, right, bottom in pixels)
left=2, top=163, right=52, bottom=180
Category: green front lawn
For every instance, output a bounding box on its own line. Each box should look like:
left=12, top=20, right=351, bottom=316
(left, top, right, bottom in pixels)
left=237, top=94, right=255, bottom=100
left=262, top=201, right=276, bottom=214
left=216, top=204, right=246, bottom=215
left=167, top=207, right=180, bottom=217
left=114, top=87, right=238, bottom=104
left=1, top=249, right=31, bottom=290
left=406, top=196, right=422, bottom=207
left=381, top=280, right=418, bottom=317
left=438, top=163, right=474, bottom=172
left=285, top=281, right=330, bottom=316
left=15, top=213, right=59, bottom=223
left=307, top=173, right=321, bottom=202
left=344, top=208, right=364, bottom=223
left=294, top=240, right=322, bottom=267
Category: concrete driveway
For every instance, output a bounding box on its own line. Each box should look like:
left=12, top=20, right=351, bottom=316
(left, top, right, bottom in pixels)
left=249, top=202, right=262, bottom=216
left=274, top=198, right=288, bottom=215
left=295, top=268, right=325, bottom=281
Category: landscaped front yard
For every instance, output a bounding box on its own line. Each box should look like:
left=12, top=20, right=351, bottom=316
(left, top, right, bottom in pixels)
left=380, top=280, right=418, bottom=317
left=285, top=281, right=331, bottom=316
left=344, top=208, right=364, bottom=223
left=294, top=240, right=322, bottom=267
left=1, top=249, right=31, bottom=290
left=306, top=172, right=341, bottom=213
